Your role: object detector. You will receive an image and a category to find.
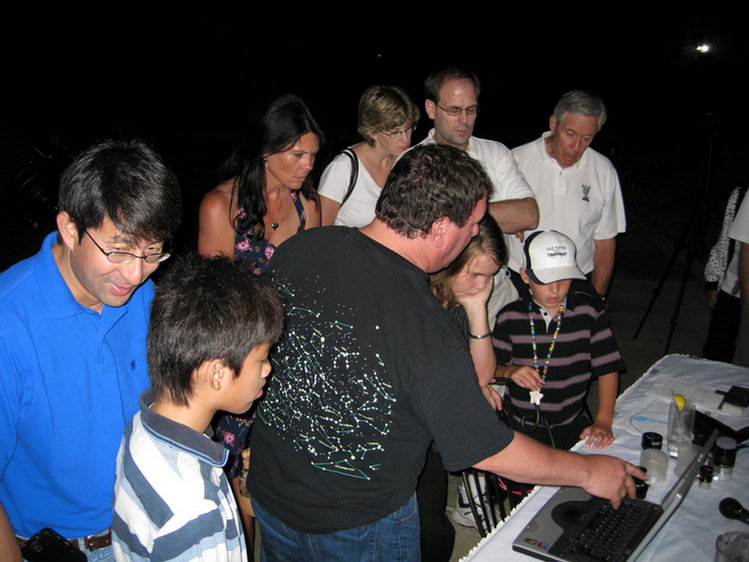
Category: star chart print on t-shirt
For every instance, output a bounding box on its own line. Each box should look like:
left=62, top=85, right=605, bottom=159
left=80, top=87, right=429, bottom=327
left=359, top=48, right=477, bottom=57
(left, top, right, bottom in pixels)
left=258, top=277, right=396, bottom=480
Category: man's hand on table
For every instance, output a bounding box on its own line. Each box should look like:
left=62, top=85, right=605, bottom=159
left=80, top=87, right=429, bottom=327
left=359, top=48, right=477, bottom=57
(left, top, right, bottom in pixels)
left=580, top=456, right=645, bottom=509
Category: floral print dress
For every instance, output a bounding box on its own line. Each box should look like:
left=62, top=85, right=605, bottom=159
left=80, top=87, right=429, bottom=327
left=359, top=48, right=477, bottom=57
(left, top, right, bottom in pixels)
left=233, top=189, right=307, bottom=274
left=214, top=188, right=307, bottom=478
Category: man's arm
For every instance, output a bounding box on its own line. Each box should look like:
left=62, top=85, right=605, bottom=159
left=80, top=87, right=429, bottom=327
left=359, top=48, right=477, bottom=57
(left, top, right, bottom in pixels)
left=488, top=197, right=539, bottom=236
left=591, top=237, right=616, bottom=297
left=0, top=502, right=21, bottom=562
left=474, top=432, right=643, bottom=508
left=0, top=340, right=21, bottom=562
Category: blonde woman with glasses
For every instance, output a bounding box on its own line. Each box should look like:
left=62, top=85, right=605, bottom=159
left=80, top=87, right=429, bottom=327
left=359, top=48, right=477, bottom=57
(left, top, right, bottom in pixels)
left=318, top=84, right=420, bottom=227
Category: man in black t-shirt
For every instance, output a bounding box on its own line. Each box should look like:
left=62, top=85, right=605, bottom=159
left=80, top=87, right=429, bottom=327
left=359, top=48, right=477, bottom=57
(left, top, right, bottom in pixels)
left=248, top=144, right=644, bottom=562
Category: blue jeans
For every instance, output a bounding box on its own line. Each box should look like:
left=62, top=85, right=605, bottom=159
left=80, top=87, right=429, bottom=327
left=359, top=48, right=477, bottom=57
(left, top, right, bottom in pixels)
left=253, top=495, right=421, bottom=562
left=83, top=545, right=114, bottom=562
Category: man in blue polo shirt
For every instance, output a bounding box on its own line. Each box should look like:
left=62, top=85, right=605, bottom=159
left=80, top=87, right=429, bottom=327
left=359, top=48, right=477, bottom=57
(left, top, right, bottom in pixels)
left=0, top=139, right=181, bottom=562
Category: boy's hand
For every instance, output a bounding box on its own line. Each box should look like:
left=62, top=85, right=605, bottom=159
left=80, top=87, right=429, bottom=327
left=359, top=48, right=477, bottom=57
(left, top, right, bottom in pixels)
left=579, top=421, right=615, bottom=450
left=509, top=366, right=542, bottom=390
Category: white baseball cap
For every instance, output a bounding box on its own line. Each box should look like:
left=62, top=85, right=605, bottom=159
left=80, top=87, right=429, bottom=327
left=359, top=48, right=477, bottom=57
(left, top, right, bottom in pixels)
left=523, top=230, right=586, bottom=284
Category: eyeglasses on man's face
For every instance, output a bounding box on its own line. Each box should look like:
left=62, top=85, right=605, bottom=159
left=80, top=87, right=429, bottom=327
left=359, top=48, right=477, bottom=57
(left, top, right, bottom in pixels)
left=435, top=103, right=480, bottom=116
left=85, top=231, right=170, bottom=264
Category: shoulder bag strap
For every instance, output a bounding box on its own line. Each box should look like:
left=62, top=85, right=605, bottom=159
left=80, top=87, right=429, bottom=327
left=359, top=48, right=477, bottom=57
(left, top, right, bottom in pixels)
left=340, top=148, right=359, bottom=206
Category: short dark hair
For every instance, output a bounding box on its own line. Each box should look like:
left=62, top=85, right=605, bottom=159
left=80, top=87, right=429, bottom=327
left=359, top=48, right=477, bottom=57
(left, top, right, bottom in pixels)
left=424, top=65, right=481, bottom=103
left=375, top=144, right=490, bottom=238
left=147, top=253, right=284, bottom=407
left=58, top=138, right=182, bottom=242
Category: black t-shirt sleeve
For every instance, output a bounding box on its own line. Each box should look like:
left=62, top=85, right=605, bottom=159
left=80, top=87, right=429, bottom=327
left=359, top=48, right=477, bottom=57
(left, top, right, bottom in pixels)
left=405, top=316, right=514, bottom=472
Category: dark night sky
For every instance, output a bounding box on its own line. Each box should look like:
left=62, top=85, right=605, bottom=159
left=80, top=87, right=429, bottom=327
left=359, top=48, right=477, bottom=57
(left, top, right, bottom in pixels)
left=3, top=12, right=746, bottom=145
left=2, top=10, right=747, bottom=250
left=0, top=8, right=745, bottom=270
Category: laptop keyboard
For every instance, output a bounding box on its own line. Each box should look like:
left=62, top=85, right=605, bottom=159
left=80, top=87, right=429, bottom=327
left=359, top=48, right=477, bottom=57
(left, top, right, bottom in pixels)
left=556, top=499, right=662, bottom=561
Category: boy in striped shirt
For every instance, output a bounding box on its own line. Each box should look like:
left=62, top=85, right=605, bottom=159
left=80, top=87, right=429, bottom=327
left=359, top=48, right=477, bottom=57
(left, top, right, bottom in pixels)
left=492, top=230, right=624, bottom=452
left=112, top=254, right=283, bottom=562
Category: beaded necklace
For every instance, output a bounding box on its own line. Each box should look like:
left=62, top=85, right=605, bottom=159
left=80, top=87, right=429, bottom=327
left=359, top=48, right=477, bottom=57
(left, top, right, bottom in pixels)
left=528, top=300, right=565, bottom=405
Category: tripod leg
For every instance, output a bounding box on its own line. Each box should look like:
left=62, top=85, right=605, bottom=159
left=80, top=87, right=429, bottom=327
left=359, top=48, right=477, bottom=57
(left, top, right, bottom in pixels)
left=634, top=211, right=695, bottom=339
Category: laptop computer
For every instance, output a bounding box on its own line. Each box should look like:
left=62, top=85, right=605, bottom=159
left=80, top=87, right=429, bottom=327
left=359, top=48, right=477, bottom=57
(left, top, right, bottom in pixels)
left=511, top=428, right=718, bottom=562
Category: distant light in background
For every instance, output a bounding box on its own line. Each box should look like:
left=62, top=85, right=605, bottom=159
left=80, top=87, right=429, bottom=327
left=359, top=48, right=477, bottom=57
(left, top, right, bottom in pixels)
left=696, top=43, right=711, bottom=53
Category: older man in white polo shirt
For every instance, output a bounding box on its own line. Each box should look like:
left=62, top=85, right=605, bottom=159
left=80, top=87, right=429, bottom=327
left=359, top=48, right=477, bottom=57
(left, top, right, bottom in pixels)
left=509, top=90, right=626, bottom=301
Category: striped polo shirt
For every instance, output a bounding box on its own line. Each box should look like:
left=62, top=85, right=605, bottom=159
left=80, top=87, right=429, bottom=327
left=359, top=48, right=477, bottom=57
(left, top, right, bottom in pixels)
left=112, top=390, right=246, bottom=562
left=492, top=288, right=624, bottom=428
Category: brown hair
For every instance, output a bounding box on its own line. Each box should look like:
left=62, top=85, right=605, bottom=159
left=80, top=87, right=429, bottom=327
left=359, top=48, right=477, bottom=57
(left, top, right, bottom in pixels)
left=357, top=85, right=420, bottom=146
left=429, top=214, right=504, bottom=308
left=424, top=65, right=481, bottom=103
left=375, top=144, right=490, bottom=239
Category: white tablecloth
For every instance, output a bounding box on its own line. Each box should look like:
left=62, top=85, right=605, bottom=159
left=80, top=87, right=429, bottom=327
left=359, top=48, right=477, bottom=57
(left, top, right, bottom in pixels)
left=461, top=354, right=749, bottom=561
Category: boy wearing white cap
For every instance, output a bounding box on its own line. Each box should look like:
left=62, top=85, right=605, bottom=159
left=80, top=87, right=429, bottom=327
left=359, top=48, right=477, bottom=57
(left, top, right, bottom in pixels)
left=492, top=230, right=624, bottom=453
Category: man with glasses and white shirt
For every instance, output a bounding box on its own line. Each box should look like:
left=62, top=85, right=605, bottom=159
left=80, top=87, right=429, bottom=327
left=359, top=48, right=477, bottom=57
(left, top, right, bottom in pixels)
left=0, top=139, right=182, bottom=562
left=416, top=65, right=538, bottom=241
